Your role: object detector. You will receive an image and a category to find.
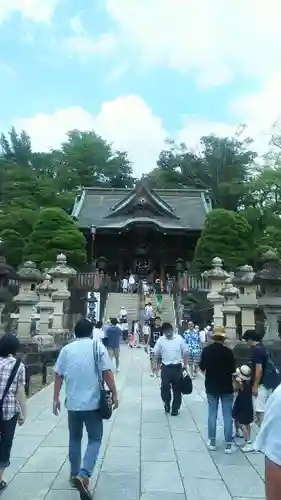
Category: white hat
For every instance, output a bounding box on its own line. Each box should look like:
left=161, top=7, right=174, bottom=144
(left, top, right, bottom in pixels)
left=236, top=364, right=251, bottom=381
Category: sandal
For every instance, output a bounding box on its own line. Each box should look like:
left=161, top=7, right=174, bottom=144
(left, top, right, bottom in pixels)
left=0, top=480, right=7, bottom=491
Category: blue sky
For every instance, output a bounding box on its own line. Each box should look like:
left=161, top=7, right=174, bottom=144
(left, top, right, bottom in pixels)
left=0, top=0, right=279, bottom=174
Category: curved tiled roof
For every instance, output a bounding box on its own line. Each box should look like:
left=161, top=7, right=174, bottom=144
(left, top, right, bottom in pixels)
left=72, top=185, right=211, bottom=231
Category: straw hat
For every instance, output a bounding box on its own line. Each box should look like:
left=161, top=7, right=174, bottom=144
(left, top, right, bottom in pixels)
left=236, top=364, right=251, bottom=381
left=212, top=326, right=226, bottom=338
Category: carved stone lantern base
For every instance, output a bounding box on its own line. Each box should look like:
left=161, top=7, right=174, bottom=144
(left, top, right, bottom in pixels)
left=33, top=334, right=55, bottom=349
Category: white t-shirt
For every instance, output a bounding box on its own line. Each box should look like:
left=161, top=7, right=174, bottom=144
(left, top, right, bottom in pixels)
left=122, top=278, right=128, bottom=288
left=120, top=308, right=127, bottom=318
left=153, top=334, right=187, bottom=365
left=254, top=385, right=281, bottom=465
left=143, top=324, right=151, bottom=336
left=121, top=322, right=128, bottom=331
left=129, top=275, right=135, bottom=285
left=92, top=327, right=104, bottom=341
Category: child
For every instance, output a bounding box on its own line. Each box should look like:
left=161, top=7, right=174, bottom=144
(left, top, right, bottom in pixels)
left=232, top=365, right=254, bottom=452
left=143, top=321, right=151, bottom=345
left=129, top=321, right=135, bottom=348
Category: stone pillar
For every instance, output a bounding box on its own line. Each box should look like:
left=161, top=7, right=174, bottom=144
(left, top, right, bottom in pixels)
left=48, top=253, right=76, bottom=334
left=255, top=250, right=281, bottom=341
left=233, top=265, right=257, bottom=334
left=220, top=278, right=240, bottom=340
left=202, top=257, right=229, bottom=327
left=35, top=274, right=56, bottom=347
left=13, top=261, right=42, bottom=342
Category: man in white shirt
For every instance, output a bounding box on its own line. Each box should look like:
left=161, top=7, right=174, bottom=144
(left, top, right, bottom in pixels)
left=53, top=319, right=118, bottom=500
left=122, top=277, right=128, bottom=293
left=153, top=322, right=188, bottom=416
left=254, top=385, right=281, bottom=500
left=119, top=307, right=127, bottom=320
left=128, top=274, right=136, bottom=294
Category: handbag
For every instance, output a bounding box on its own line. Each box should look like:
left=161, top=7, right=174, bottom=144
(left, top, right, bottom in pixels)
left=0, top=359, right=21, bottom=425
left=93, top=341, right=112, bottom=420
left=180, top=370, right=193, bottom=395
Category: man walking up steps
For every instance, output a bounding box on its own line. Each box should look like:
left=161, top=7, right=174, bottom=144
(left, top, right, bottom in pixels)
left=153, top=322, right=188, bottom=416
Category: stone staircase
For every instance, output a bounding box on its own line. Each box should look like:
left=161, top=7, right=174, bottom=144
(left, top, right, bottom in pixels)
left=149, top=294, right=176, bottom=327
left=103, top=293, right=139, bottom=326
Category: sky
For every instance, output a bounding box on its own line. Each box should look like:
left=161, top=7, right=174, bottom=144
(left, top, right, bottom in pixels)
left=1, top=0, right=281, bottom=174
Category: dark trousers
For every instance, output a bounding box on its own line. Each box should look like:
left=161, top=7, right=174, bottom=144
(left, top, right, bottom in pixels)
left=161, top=364, right=182, bottom=411
left=0, top=414, right=18, bottom=468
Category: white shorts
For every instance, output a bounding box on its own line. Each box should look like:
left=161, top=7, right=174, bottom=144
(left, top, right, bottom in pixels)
left=252, top=384, right=272, bottom=413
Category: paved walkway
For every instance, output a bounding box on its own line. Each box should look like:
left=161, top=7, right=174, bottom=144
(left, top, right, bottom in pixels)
left=3, top=346, right=266, bottom=500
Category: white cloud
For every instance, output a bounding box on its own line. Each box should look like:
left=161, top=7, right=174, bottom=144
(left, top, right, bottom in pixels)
left=177, top=118, right=238, bottom=152
left=0, top=0, right=59, bottom=23
left=15, top=96, right=167, bottom=174
left=14, top=75, right=281, bottom=176
left=105, top=0, right=281, bottom=87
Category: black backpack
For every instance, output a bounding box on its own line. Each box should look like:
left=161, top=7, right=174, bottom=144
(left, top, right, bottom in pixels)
left=263, top=353, right=281, bottom=391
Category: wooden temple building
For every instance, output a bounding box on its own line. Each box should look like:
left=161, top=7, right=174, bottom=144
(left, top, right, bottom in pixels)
left=71, top=182, right=211, bottom=279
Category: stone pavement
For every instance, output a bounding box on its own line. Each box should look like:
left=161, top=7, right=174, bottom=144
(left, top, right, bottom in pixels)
left=2, top=345, right=266, bottom=500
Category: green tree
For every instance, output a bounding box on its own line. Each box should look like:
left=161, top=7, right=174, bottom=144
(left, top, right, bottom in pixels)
left=193, top=209, right=252, bottom=272
left=54, top=130, right=135, bottom=191
left=24, top=208, right=87, bottom=269
left=147, top=133, right=256, bottom=211
left=0, top=209, right=38, bottom=240
left=0, top=229, right=25, bottom=268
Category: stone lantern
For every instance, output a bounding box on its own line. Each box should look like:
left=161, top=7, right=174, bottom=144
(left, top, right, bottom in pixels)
left=233, top=265, right=257, bottom=334
left=255, top=250, right=281, bottom=341
left=35, top=273, right=56, bottom=347
left=202, top=257, right=230, bottom=327
left=13, top=261, right=42, bottom=341
left=48, top=253, right=76, bottom=333
left=97, top=256, right=107, bottom=271
left=0, top=256, right=13, bottom=335
left=220, top=277, right=240, bottom=341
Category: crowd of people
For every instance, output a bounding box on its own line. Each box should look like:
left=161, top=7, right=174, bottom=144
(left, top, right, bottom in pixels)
left=0, top=304, right=280, bottom=499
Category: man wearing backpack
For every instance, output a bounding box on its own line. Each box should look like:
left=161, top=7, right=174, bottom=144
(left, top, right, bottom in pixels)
left=243, top=330, right=278, bottom=427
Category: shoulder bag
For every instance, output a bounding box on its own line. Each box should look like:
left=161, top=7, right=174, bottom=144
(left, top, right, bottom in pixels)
left=180, top=369, right=193, bottom=395
left=93, top=340, right=113, bottom=420
left=0, top=358, right=21, bottom=425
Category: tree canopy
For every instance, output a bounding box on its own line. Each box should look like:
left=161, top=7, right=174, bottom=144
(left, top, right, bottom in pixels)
left=23, top=208, right=87, bottom=270
left=1, top=124, right=281, bottom=271
left=193, top=209, right=252, bottom=272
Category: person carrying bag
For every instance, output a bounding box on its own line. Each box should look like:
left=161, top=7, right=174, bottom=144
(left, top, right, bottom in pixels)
left=0, top=333, right=26, bottom=492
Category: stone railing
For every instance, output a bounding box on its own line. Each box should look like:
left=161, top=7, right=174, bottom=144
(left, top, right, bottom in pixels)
left=178, top=272, right=209, bottom=292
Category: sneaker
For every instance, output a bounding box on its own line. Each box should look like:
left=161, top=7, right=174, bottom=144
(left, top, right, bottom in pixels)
left=150, top=372, right=155, bottom=378
left=233, top=431, right=244, bottom=439
left=171, top=409, right=179, bottom=416
left=241, top=442, right=254, bottom=453
left=224, top=444, right=237, bottom=454
left=207, top=440, right=216, bottom=451
left=164, top=403, right=170, bottom=413
left=73, top=477, right=92, bottom=500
